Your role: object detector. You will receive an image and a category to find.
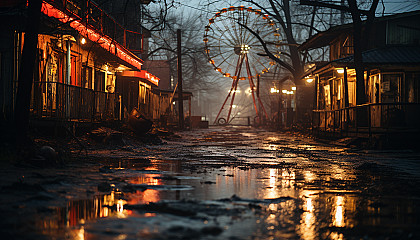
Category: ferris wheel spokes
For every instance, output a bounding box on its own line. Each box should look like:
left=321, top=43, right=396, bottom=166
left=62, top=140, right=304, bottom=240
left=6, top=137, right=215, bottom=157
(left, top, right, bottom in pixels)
left=204, top=6, right=280, bottom=125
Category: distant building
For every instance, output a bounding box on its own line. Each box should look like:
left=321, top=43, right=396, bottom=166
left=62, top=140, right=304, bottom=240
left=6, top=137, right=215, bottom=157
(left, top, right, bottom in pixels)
left=143, top=60, right=172, bottom=90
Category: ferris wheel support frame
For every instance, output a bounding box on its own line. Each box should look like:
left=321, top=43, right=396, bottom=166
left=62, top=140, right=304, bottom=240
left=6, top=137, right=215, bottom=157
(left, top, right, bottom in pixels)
left=213, top=53, right=269, bottom=125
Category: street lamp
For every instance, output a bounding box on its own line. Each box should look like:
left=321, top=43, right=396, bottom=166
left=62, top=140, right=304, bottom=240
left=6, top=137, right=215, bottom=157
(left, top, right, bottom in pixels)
left=336, top=68, right=344, bottom=74
left=270, top=87, right=279, bottom=93
left=305, top=75, right=314, bottom=83
left=282, top=88, right=295, bottom=127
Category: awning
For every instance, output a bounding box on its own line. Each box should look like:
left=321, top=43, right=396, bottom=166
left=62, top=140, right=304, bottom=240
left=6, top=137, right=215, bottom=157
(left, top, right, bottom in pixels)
left=118, top=70, right=160, bottom=86
left=311, top=46, right=420, bottom=76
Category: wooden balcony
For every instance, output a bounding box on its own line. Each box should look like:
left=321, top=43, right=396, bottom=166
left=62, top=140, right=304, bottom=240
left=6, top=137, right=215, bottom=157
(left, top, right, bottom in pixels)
left=312, top=103, right=420, bottom=138
left=31, top=81, right=121, bottom=122
left=44, top=0, right=143, bottom=53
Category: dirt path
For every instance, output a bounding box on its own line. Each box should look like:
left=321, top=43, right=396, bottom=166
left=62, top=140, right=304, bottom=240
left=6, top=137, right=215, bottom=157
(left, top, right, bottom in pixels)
left=1, top=126, right=420, bottom=239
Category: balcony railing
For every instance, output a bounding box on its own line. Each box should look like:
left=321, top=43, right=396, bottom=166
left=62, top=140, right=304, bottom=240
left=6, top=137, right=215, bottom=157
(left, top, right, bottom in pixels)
left=31, top=81, right=121, bottom=122
left=312, top=103, right=420, bottom=137
left=44, top=0, right=143, bottom=52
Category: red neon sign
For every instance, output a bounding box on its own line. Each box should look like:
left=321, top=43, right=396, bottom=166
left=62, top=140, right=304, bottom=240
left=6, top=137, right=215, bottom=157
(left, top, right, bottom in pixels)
left=41, top=2, right=143, bottom=70
left=120, top=70, right=160, bottom=86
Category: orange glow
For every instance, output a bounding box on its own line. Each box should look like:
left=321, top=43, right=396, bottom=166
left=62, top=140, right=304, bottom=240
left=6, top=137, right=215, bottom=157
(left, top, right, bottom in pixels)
left=41, top=2, right=143, bottom=71
left=333, top=196, right=345, bottom=227
left=126, top=174, right=162, bottom=204
left=119, top=70, right=160, bottom=86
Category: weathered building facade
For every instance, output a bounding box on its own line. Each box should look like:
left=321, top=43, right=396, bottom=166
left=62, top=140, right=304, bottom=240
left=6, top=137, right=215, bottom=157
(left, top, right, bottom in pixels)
left=300, top=11, right=420, bottom=143
left=0, top=0, right=179, bottom=131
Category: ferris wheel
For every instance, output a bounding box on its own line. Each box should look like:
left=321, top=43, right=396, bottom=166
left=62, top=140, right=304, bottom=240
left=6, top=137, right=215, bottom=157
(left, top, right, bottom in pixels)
left=204, top=6, right=281, bottom=125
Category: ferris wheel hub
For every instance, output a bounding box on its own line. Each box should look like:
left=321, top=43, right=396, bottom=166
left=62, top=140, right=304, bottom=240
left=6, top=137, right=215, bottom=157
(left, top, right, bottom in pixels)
left=234, top=44, right=251, bottom=55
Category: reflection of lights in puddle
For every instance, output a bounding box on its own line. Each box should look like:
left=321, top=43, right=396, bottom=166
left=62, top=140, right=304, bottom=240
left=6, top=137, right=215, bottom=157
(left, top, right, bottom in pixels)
left=281, top=169, right=295, bottom=179
left=269, top=169, right=276, bottom=186
left=264, top=169, right=279, bottom=199
left=330, top=232, right=344, bottom=240
left=281, top=168, right=296, bottom=189
left=301, top=199, right=316, bottom=240
left=298, top=191, right=318, bottom=240
left=76, top=226, right=84, bottom=240
left=305, top=198, right=315, bottom=212
left=117, top=199, right=125, bottom=216
left=115, top=234, right=128, bottom=240
left=265, top=137, right=280, bottom=142
left=125, top=172, right=163, bottom=204
left=266, top=204, right=278, bottom=225
left=303, top=171, right=316, bottom=182
left=333, top=196, right=345, bottom=227
left=241, top=133, right=257, bottom=137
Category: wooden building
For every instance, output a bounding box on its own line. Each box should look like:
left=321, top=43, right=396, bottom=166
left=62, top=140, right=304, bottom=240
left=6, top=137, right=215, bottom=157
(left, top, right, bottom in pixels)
left=299, top=11, right=420, bottom=144
left=0, top=0, right=180, bottom=131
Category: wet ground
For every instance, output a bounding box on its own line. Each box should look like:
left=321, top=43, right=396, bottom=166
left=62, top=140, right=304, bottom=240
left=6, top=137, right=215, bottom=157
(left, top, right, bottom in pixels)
left=1, top=126, right=420, bottom=239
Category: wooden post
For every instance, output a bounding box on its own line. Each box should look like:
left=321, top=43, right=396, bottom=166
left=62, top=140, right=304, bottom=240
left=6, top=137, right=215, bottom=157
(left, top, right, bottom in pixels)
left=177, top=29, right=184, bottom=130
left=188, top=97, right=192, bottom=129
left=14, top=0, right=42, bottom=143
left=343, top=67, right=349, bottom=134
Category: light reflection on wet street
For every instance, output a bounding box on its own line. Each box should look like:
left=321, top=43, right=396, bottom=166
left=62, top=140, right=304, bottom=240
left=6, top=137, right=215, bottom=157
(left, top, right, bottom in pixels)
left=1, top=126, right=420, bottom=239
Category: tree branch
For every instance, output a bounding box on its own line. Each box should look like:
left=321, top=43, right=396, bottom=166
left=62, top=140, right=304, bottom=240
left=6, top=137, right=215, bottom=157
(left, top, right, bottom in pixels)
left=238, top=22, right=295, bottom=74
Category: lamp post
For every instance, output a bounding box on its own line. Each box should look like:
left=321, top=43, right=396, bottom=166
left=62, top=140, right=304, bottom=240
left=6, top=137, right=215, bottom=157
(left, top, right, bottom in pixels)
left=270, top=87, right=282, bottom=129
left=281, top=89, right=295, bottom=127
left=271, top=86, right=296, bottom=129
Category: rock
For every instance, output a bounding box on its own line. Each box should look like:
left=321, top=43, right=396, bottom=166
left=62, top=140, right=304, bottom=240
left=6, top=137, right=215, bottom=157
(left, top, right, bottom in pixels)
left=39, top=146, right=58, bottom=161
left=29, top=146, right=59, bottom=167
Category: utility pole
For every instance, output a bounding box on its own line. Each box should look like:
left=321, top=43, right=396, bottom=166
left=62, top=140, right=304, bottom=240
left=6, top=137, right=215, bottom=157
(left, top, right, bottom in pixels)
left=177, top=29, right=184, bottom=130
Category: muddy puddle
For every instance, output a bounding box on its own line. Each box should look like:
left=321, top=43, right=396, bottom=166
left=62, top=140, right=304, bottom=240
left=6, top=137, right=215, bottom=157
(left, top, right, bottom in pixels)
left=3, top=126, right=420, bottom=239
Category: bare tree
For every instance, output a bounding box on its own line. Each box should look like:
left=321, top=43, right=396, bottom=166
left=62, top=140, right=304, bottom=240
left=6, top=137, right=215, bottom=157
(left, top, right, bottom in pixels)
left=147, top=12, right=218, bottom=93
left=300, top=0, right=380, bottom=105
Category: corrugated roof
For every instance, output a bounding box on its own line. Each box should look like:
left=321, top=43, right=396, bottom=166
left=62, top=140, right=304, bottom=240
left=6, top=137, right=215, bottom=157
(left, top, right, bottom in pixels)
left=299, top=10, right=420, bottom=51
left=333, top=46, right=420, bottom=65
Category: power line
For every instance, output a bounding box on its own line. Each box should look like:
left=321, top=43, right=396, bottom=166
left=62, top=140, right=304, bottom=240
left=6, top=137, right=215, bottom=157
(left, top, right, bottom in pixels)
left=177, top=2, right=214, bottom=14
